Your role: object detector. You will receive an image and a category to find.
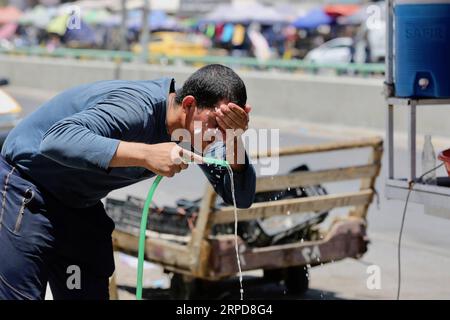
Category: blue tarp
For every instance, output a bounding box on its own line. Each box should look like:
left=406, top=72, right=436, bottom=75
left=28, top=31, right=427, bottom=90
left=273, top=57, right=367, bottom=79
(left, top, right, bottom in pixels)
left=293, top=8, right=333, bottom=29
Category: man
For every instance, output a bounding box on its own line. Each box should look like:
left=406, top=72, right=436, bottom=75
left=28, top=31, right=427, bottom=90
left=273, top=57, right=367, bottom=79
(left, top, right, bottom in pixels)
left=0, top=64, right=256, bottom=300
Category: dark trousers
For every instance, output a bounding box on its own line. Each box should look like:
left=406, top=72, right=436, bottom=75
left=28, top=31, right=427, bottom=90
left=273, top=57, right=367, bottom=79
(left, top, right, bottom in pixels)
left=0, top=156, right=115, bottom=300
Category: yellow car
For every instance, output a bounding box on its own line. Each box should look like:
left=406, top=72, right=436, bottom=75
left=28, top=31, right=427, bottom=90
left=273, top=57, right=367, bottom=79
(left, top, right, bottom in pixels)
left=0, top=79, right=22, bottom=148
left=132, top=32, right=210, bottom=58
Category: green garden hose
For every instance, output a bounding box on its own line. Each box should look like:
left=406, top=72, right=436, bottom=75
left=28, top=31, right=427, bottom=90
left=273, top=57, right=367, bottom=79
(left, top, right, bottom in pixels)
left=136, top=157, right=229, bottom=300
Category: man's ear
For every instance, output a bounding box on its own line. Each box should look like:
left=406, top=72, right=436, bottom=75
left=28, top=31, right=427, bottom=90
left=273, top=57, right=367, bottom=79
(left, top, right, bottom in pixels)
left=181, top=95, right=196, bottom=128
left=181, top=95, right=196, bottom=114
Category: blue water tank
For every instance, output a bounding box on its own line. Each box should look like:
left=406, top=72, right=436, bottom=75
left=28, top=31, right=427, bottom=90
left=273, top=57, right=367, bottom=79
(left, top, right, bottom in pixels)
left=395, top=0, right=450, bottom=98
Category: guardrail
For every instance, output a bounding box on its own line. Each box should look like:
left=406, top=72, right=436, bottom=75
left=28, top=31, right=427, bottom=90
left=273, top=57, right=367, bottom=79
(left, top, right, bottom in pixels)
left=0, top=46, right=385, bottom=76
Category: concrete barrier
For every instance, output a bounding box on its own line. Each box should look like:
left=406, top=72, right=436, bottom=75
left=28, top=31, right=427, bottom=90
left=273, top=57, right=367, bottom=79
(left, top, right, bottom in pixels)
left=1, top=55, right=449, bottom=137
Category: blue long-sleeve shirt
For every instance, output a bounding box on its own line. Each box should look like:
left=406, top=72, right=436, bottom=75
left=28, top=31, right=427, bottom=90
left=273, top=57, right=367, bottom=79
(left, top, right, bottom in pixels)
left=2, top=78, right=256, bottom=209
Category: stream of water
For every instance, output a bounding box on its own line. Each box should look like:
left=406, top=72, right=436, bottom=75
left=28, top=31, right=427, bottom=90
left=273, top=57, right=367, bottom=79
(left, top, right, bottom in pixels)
left=225, top=164, right=244, bottom=300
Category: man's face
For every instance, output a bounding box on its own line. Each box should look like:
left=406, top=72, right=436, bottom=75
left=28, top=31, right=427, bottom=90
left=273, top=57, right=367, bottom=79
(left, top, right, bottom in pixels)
left=187, top=105, right=223, bottom=153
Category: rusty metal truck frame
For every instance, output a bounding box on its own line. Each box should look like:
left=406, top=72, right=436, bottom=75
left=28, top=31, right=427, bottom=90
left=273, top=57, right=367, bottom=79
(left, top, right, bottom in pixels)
left=110, top=137, right=383, bottom=298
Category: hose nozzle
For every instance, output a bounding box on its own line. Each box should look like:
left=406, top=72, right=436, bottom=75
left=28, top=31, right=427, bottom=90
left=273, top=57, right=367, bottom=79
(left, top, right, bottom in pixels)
left=202, top=157, right=229, bottom=167
left=181, top=152, right=229, bottom=167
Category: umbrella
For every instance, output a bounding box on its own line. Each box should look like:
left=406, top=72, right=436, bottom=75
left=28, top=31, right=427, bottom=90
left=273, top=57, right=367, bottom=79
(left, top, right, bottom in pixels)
left=0, top=6, right=22, bottom=24
left=292, top=8, right=333, bottom=29
left=324, top=4, right=360, bottom=18
left=204, top=2, right=286, bottom=24
left=72, top=0, right=119, bottom=10
left=19, top=5, right=55, bottom=28
left=127, top=10, right=180, bottom=30
left=273, top=3, right=314, bottom=23
left=81, top=9, right=112, bottom=25
left=338, top=2, right=385, bottom=25
left=0, top=23, right=18, bottom=39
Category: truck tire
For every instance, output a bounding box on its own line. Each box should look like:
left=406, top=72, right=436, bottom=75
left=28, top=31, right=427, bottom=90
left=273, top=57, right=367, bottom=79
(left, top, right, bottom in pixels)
left=263, top=266, right=309, bottom=295
left=284, top=266, right=309, bottom=295
left=170, top=273, right=203, bottom=300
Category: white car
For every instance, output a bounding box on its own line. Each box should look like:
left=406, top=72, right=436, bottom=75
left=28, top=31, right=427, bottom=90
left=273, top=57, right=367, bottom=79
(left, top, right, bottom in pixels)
left=304, top=37, right=354, bottom=64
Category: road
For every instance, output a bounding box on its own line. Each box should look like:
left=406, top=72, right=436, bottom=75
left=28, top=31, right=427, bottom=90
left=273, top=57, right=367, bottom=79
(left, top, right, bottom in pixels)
left=5, top=85, right=450, bottom=300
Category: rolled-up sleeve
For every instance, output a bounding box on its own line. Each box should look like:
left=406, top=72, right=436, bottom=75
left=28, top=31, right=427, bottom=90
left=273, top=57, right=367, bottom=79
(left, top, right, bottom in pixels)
left=39, top=88, right=149, bottom=172
left=199, top=142, right=256, bottom=209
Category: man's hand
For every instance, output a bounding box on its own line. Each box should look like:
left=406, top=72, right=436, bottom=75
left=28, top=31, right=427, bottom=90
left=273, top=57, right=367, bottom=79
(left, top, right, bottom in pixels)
left=110, top=141, right=198, bottom=177
left=214, top=103, right=251, bottom=172
left=215, top=103, right=251, bottom=136
left=142, top=142, right=190, bottom=177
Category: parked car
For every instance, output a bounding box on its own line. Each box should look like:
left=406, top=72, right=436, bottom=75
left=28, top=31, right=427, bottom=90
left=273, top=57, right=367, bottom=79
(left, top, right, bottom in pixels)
left=304, top=37, right=354, bottom=64
left=0, top=79, right=22, bottom=148
left=131, top=32, right=211, bottom=58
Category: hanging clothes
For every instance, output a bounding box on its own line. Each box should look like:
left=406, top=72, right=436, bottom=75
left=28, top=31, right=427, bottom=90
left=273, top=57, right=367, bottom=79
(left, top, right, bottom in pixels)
left=221, top=23, right=234, bottom=43
left=215, top=23, right=224, bottom=41
left=206, top=23, right=215, bottom=38
left=232, top=24, right=246, bottom=46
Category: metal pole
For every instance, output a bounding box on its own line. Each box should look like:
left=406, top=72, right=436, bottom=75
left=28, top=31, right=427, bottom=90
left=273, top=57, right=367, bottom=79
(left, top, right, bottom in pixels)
left=408, top=101, right=417, bottom=182
left=140, top=0, right=150, bottom=63
left=385, top=0, right=395, bottom=180
left=385, top=0, right=395, bottom=97
left=387, top=103, right=394, bottom=179
left=120, top=0, right=128, bottom=51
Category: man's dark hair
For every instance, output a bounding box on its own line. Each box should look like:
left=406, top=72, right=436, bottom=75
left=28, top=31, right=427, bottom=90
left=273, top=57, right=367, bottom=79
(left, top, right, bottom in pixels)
left=175, top=64, right=247, bottom=109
